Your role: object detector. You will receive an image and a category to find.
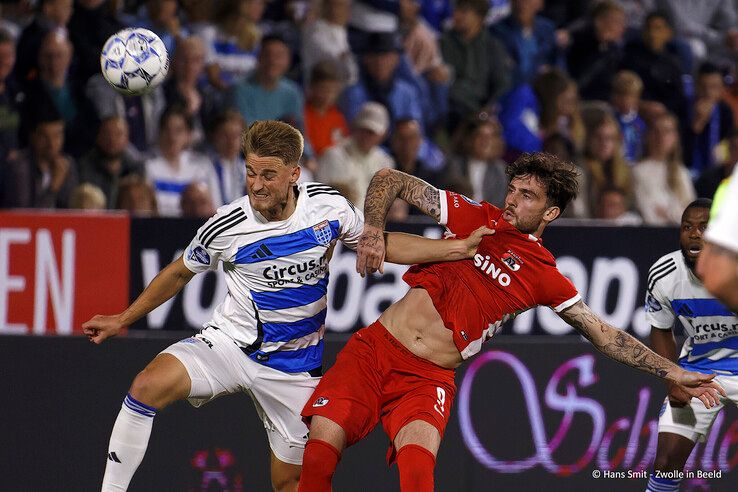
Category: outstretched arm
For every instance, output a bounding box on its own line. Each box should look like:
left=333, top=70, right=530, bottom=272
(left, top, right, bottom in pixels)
left=82, top=256, right=195, bottom=344
left=650, top=327, right=692, bottom=406
left=558, top=300, right=726, bottom=408
left=358, top=168, right=444, bottom=275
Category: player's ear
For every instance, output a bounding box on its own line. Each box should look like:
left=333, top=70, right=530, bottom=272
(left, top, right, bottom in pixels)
left=544, top=205, right=560, bottom=222
left=290, top=164, right=301, bottom=184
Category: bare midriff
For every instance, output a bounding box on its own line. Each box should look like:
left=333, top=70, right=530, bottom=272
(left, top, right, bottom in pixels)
left=378, top=287, right=463, bottom=369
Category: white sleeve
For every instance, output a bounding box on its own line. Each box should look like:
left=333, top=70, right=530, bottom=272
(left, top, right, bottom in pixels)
left=705, top=170, right=738, bottom=254
left=644, top=280, right=676, bottom=330
left=182, top=206, right=244, bottom=273
left=338, top=197, right=365, bottom=250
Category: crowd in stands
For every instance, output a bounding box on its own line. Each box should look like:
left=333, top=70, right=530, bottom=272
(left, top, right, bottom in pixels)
left=1, top=0, right=737, bottom=226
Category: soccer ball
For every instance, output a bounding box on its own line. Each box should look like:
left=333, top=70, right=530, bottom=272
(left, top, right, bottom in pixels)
left=100, top=28, right=169, bottom=96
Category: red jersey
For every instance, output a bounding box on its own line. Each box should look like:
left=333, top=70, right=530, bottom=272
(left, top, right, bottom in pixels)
left=403, top=191, right=580, bottom=359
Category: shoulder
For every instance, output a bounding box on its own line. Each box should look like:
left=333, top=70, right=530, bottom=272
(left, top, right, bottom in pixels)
left=647, top=251, right=682, bottom=291
left=302, top=182, right=357, bottom=210
left=279, top=78, right=302, bottom=95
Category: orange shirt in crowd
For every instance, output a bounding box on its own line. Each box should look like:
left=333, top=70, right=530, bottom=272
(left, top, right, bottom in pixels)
left=305, top=103, right=350, bottom=156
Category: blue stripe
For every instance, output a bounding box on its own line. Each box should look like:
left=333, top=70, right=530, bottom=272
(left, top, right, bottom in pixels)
left=647, top=476, right=679, bottom=491
left=234, top=221, right=340, bottom=264
left=124, top=394, right=157, bottom=417
left=213, top=41, right=252, bottom=56
left=679, top=356, right=738, bottom=375
left=250, top=341, right=324, bottom=373
left=153, top=180, right=188, bottom=193
left=690, top=335, right=738, bottom=356
left=670, top=298, right=734, bottom=318
left=251, top=277, right=329, bottom=311
left=262, top=309, right=327, bottom=343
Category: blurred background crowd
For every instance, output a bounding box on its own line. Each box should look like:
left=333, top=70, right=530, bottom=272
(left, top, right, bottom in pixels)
left=0, top=0, right=737, bottom=225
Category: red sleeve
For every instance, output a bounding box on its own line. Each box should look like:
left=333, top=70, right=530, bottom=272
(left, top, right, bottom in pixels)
left=539, top=267, right=581, bottom=312
left=441, top=190, right=497, bottom=237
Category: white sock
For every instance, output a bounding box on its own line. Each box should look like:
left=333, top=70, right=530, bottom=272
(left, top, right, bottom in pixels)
left=101, top=394, right=157, bottom=492
left=646, top=472, right=681, bottom=491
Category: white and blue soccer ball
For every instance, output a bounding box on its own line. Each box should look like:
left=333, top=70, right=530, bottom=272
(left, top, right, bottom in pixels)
left=100, top=28, right=169, bottom=96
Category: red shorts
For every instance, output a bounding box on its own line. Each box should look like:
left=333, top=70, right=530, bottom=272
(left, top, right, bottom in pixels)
left=302, top=321, right=456, bottom=462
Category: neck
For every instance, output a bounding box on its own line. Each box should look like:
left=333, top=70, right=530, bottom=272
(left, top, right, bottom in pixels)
left=262, top=186, right=297, bottom=221
left=257, top=72, right=279, bottom=90
left=46, top=75, right=66, bottom=88
left=460, top=25, right=482, bottom=42
left=516, top=14, right=535, bottom=28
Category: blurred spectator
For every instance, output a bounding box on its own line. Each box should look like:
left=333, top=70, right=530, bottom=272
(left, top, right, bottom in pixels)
left=123, top=0, right=185, bottom=56
left=317, top=102, right=394, bottom=208
left=145, top=106, right=214, bottom=217
left=490, top=0, right=558, bottom=88
left=542, top=132, right=575, bottom=163
left=577, top=109, right=632, bottom=218
left=440, top=0, right=511, bottom=131
left=595, top=185, right=643, bottom=225
left=633, top=112, right=695, bottom=225
left=610, top=70, right=646, bottom=163
left=621, top=10, right=687, bottom=124
left=69, top=182, right=106, bottom=210
left=446, top=113, right=507, bottom=207
left=115, top=174, right=158, bottom=216
left=181, top=0, right=215, bottom=36
left=67, top=0, right=124, bottom=84
left=0, top=29, right=21, bottom=162
left=348, top=0, right=400, bottom=47
left=419, top=0, right=453, bottom=34
left=14, top=0, right=73, bottom=84
left=655, top=0, right=738, bottom=60
left=77, top=116, right=144, bottom=209
left=164, top=36, right=223, bottom=145
left=684, top=62, right=735, bottom=176
left=533, top=68, right=585, bottom=153
left=181, top=181, right=217, bottom=218
left=340, top=31, right=423, bottom=129
left=696, top=127, right=738, bottom=198
left=21, top=29, right=93, bottom=157
left=228, top=34, right=304, bottom=130
left=399, top=0, right=448, bottom=81
left=617, top=0, right=657, bottom=30
left=540, top=0, right=588, bottom=29
left=304, top=60, right=349, bottom=156
left=85, top=72, right=166, bottom=154
left=1, top=109, right=77, bottom=209
left=203, top=110, right=247, bottom=206
left=0, top=3, right=24, bottom=40
left=301, top=0, right=358, bottom=85
left=202, top=0, right=264, bottom=90
left=390, top=118, right=446, bottom=190
left=566, top=0, right=626, bottom=101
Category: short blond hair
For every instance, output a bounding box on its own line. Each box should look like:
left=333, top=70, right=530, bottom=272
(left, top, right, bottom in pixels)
left=243, top=120, right=304, bottom=166
left=69, top=183, right=106, bottom=210
left=611, top=70, right=643, bottom=96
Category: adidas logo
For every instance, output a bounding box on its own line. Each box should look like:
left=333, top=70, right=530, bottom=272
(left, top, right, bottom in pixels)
left=108, top=452, right=122, bottom=463
left=251, top=244, right=274, bottom=260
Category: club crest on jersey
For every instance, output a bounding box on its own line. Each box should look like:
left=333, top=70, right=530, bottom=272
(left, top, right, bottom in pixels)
left=501, top=250, right=522, bottom=271
left=312, top=220, right=333, bottom=245
left=312, top=397, right=329, bottom=407
left=645, top=293, right=663, bottom=312
left=188, top=245, right=211, bottom=265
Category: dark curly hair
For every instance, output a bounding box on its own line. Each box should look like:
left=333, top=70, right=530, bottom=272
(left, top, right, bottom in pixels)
left=505, top=152, right=581, bottom=213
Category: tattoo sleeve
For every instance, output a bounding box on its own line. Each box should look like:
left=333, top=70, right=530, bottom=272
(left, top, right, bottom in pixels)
left=363, top=168, right=442, bottom=227
left=559, top=300, right=678, bottom=381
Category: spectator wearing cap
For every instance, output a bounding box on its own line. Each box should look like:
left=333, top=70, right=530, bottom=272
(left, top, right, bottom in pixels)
left=228, top=34, right=305, bottom=132
left=440, top=0, right=511, bottom=132
left=339, top=31, right=424, bottom=130
left=317, top=101, right=395, bottom=209
left=300, top=0, right=358, bottom=86
left=490, top=0, right=559, bottom=88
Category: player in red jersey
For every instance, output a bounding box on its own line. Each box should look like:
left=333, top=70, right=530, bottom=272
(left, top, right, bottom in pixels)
left=298, top=153, right=726, bottom=492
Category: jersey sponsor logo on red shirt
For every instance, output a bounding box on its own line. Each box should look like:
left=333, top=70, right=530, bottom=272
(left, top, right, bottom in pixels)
left=501, top=250, right=522, bottom=271
left=312, top=396, right=329, bottom=407
left=473, top=254, right=512, bottom=286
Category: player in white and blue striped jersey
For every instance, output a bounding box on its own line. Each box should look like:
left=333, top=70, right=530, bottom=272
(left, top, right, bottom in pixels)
left=83, top=120, right=492, bottom=492
left=645, top=199, right=738, bottom=492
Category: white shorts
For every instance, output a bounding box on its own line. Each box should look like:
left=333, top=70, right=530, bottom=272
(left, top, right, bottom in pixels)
left=161, top=326, right=320, bottom=465
left=657, top=374, right=738, bottom=442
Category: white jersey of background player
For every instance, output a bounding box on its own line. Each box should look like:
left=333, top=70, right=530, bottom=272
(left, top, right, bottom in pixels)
left=645, top=199, right=738, bottom=492
left=83, top=120, right=491, bottom=492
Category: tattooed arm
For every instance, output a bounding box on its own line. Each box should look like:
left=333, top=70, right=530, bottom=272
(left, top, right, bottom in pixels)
left=356, top=168, right=444, bottom=276
left=558, top=300, right=725, bottom=408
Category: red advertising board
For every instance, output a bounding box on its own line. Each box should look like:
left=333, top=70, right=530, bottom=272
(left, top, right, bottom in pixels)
left=0, top=211, right=130, bottom=335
